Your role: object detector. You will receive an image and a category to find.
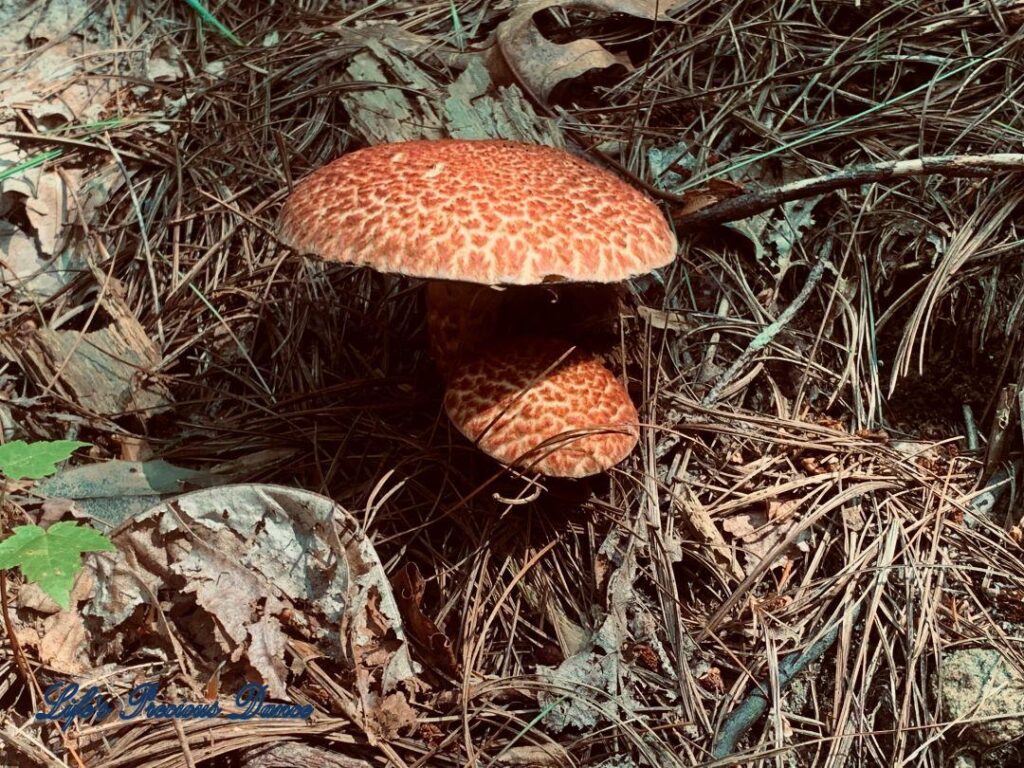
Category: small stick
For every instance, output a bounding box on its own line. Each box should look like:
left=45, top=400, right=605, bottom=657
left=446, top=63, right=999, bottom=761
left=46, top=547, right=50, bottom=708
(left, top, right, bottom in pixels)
left=0, top=488, right=42, bottom=709
left=702, top=242, right=831, bottom=405
left=963, top=404, right=980, bottom=451
left=711, top=604, right=862, bottom=760
left=983, top=385, right=1018, bottom=482
left=675, top=153, right=1024, bottom=230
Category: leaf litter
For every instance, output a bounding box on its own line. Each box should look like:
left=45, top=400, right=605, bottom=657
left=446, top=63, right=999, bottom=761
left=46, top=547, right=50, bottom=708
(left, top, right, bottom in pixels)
left=494, top=0, right=684, bottom=103
left=1, top=0, right=1024, bottom=766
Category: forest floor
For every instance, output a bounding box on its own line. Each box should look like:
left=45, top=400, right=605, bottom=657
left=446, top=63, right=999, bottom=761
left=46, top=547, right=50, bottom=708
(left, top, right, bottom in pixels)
left=2, top=1, right=1024, bottom=767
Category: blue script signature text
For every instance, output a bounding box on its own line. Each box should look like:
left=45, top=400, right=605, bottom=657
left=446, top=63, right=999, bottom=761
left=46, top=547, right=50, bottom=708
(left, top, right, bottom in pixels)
left=36, top=681, right=313, bottom=730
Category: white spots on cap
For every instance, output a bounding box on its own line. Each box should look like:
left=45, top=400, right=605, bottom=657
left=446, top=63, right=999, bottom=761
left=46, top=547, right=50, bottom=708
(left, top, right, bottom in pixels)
left=390, top=151, right=407, bottom=163
left=423, top=162, right=446, bottom=179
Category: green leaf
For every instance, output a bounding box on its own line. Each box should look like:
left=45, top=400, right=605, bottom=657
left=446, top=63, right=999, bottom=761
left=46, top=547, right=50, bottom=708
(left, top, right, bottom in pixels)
left=0, top=522, right=114, bottom=609
left=0, top=440, right=90, bottom=480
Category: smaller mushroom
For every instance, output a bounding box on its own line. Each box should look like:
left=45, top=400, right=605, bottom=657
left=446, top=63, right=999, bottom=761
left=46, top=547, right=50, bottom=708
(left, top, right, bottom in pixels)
left=444, top=337, right=639, bottom=478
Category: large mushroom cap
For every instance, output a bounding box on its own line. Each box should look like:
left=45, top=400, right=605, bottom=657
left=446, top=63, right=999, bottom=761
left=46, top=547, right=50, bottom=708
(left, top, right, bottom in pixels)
left=278, top=139, right=676, bottom=285
left=444, top=338, right=640, bottom=478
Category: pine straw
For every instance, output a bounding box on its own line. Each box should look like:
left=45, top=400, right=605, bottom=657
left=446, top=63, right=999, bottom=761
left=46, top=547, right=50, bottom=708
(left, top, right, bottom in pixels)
left=3, top=0, right=1024, bottom=766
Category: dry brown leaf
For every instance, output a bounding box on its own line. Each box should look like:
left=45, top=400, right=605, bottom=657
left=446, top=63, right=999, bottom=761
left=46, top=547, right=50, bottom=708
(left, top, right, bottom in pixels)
left=495, top=744, right=570, bottom=766
left=24, top=171, right=81, bottom=257
left=391, top=562, right=460, bottom=676
left=116, top=436, right=154, bottom=462
left=15, top=569, right=97, bottom=674
left=636, top=305, right=689, bottom=331
left=104, top=485, right=422, bottom=744
left=495, top=0, right=682, bottom=103
left=698, top=666, right=725, bottom=693
left=37, top=497, right=76, bottom=528
left=675, top=190, right=721, bottom=217
left=35, top=609, right=90, bottom=675
left=0, top=223, right=67, bottom=298
left=673, top=485, right=745, bottom=581
left=721, top=499, right=809, bottom=574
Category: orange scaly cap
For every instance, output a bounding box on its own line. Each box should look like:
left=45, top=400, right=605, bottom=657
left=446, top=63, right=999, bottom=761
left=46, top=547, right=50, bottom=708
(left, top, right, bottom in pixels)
left=277, top=139, right=676, bottom=285
left=444, top=338, right=639, bottom=478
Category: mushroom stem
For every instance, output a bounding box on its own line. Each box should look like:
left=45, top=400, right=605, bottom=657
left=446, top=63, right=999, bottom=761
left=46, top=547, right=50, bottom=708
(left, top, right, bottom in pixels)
left=425, top=280, right=504, bottom=380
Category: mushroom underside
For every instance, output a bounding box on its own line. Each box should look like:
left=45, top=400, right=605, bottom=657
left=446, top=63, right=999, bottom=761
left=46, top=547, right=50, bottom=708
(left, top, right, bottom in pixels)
left=426, top=280, right=622, bottom=380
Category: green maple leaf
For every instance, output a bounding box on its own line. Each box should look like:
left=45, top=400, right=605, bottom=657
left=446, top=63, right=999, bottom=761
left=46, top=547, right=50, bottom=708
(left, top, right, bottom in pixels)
left=0, top=440, right=90, bottom=480
left=0, top=522, right=114, bottom=609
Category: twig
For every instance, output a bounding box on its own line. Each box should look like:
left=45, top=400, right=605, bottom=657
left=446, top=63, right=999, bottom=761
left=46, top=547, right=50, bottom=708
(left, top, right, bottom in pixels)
left=675, top=153, right=1024, bottom=230
left=0, top=573, right=33, bottom=692
left=711, top=603, right=862, bottom=760
left=963, top=404, right=980, bottom=451
left=983, top=385, right=1018, bottom=482
left=702, top=242, right=831, bottom=405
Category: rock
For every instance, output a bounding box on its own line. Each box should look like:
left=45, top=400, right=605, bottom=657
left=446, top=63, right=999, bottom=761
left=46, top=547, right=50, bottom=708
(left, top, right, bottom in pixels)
left=940, top=648, right=1024, bottom=746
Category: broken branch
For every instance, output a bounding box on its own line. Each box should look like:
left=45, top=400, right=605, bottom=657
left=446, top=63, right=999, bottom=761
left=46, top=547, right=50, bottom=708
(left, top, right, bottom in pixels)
left=675, top=153, right=1024, bottom=230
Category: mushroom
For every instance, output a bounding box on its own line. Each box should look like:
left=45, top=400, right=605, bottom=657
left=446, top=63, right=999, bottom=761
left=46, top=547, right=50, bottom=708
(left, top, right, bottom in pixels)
left=278, top=139, right=676, bottom=477
left=443, top=337, right=639, bottom=478
left=276, top=139, right=676, bottom=375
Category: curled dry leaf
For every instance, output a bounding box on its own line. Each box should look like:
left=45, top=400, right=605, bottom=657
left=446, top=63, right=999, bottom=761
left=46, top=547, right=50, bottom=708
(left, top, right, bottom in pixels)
left=91, top=484, right=419, bottom=741
left=495, top=0, right=682, bottom=103
left=391, top=562, right=460, bottom=677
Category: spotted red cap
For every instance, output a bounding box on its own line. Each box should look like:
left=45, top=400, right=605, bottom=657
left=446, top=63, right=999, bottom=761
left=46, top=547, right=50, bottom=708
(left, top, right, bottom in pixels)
left=277, top=139, right=676, bottom=285
left=443, top=338, right=639, bottom=477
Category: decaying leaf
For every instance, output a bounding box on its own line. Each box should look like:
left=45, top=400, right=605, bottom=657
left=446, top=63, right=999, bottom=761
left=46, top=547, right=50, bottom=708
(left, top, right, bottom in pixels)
left=649, top=141, right=824, bottom=272
left=37, top=458, right=221, bottom=526
left=339, top=36, right=562, bottom=147
left=0, top=1, right=119, bottom=128
left=539, top=612, right=641, bottom=730
left=96, top=484, right=420, bottom=740
left=242, top=742, right=374, bottom=768
left=768, top=195, right=822, bottom=279
left=721, top=499, right=810, bottom=574
left=495, top=0, right=682, bottom=103
left=2, top=277, right=170, bottom=418
left=538, top=525, right=683, bottom=737
left=391, top=562, right=460, bottom=676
